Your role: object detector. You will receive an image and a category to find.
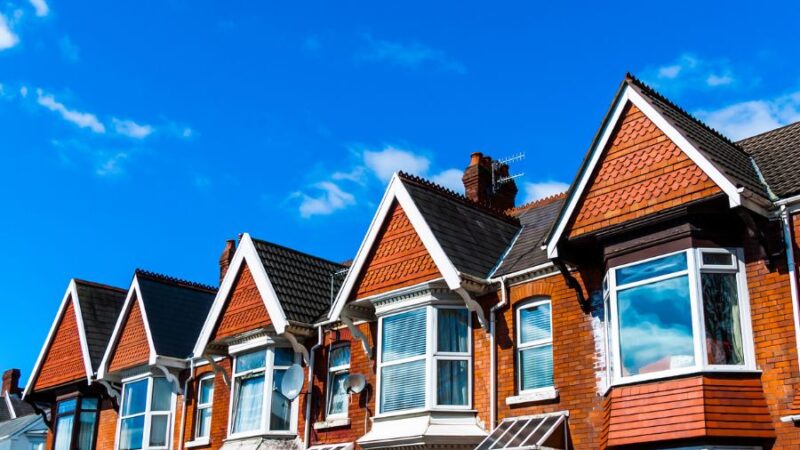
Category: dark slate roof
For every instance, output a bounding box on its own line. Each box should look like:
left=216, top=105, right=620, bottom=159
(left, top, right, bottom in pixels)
left=738, top=121, right=800, bottom=199
left=0, top=393, right=34, bottom=423
left=135, top=270, right=216, bottom=359
left=626, top=74, right=770, bottom=199
left=73, top=280, right=126, bottom=370
left=0, top=413, right=44, bottom=439
left=493, top=195, right=566, bottom=277
left=251, top=238, right=347, bottom=324
left=398, top=173, right=521, bottom=278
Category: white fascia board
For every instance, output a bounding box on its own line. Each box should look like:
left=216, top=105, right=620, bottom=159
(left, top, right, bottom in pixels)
left=68, top=281, right=97, bottom=383
left=192, top=233, right=290, bottom=357
left=546, top=84, right=744, bottom=259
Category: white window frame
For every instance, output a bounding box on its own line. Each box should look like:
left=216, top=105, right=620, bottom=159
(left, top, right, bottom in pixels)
left=193, top=375, right=214, bottom=440
left=226, top=346, right=300, bottom=440
left=375, top=304, right=472, bottom=417
left=607, top=248, right=756, bottom=385
left=515, top=298, right=554, bottom=395
left=325, top=343, right=351, bottom=419
left=115, top=375, right=176, bottom=450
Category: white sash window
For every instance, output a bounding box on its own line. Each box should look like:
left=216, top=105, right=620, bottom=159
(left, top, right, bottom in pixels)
left=117, top=377, right=175, bottom=450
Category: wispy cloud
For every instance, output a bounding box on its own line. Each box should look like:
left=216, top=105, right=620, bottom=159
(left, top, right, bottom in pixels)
left=51, top=139, right=132, bottom=178
left=524, top=181, right=569, bottom=203
left=356, top=34, right=466, bottom=74
left=696, top=90, right=800, bottom=140
left=28, top=0, right=49, bottom=17
left=642, top=53, right=738, bottom=93
left=0, top=14, right=19, bottom=50
left=294, top=181, right=357, bottom=218
left=36, top=89, right=106, bottom=133
left=96, top=152, right=129, bottom=176
left=112, top=118, right=154, bottom=139
left=59, top=36, right=79, bottom=62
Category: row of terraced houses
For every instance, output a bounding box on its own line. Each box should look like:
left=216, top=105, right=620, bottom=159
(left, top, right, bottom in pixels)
left=16, top=74, right=800, bottom=450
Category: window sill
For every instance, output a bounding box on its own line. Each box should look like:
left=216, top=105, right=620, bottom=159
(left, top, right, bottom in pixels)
left=373, top=408, right=477, bottom=421
left=610, top=367, right=762, bottom=388
left=505, top=387, right=558, bottom=405
left=185, top=438, right=210, bottom=448
left=314, top=418, right=351, bottom=430
left=224, top=431, right=296, bottom=442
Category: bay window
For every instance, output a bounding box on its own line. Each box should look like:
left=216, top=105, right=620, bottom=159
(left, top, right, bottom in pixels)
left=229, top=347, right=297, bottom=438
left=516, top=299, right=553, bottom=393
left=118, top=377, right=174, bottom=450
left=326, top=344, right=351, bottom=418
left=607, top=248, right=754, bottom=384
left=194, top=376, right=214, bottom=440
left=377, top=306, right=471, bottom=415
left=53, top=397, right=100, bottom=450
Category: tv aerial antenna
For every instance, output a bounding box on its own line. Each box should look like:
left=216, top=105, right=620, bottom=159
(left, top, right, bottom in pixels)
left=492, top=152, right=525, bottom=193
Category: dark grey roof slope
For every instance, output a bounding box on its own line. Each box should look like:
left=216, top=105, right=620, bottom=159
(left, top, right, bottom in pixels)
left=0, top=393, right=34, bottom=423
left=74, top=280, right=126, bottom=370
left=251, top=238, right=346, bottom=324
left=626, top=75, right=770, bottom=199
left=399, top=173, right=521, bottom=278
left=494, top=195, right=565, bottom=277
left=135, top=270, right=216, bottom=359
left=0, top=413, right=44, bottom=439
left=738, top=121, right=800, bottom=199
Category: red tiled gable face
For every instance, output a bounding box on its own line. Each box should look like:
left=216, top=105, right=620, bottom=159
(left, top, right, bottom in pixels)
left=109, top=295, right=151, bottom=372
left=567, top=103, right=722, bottom=237
left=352, top=201, right=440, bottom=300
left=34, top=297, right=87, bottom=390
left=211, top=263, right=272, bottom=341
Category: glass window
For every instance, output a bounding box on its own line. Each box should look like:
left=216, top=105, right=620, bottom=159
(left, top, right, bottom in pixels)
left=195, top=376, right=214, bottom=439
left=435, top=308, right=469, bottom=406
left=326, top=344, right=351, bottom=417
left=118, top=377, right=173, bottom=450
left=517, top=300, right=554, bottom=392
left=53, top=397, right=100, bottom=450
left=54, top=399, right=76, bottom=450
left=702, top=272, right=744, bottom=366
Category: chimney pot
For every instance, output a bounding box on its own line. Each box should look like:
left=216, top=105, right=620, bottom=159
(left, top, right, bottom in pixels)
left=461, top=152, right=518, bottom=211
left=2, top=368, right=20, bottom=395
left=469, top=152, right=483, bottom=166
left=219, top=239, right=236, bottom=285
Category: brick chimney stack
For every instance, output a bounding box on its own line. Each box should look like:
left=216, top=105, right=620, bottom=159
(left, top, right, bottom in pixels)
left=461, top=152, right=518, bottom=211
left=219, top=239, right=236, bottom=285
left=2, top=368, right=20, bottom=394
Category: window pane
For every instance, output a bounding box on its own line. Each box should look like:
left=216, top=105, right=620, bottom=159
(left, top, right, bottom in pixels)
left=53, top=413, right=75, bottom=450
left=327, top=371, right=349, bottom=416
left=330, top=345, right=351, bottom=368
left=148, top=415, right=169, bottom=447
left=199, top=378, right=214, bottom=405
left=618, top=275, right=695, bottom=376
left=77, top=411, right=98, bottom=450
left=236, top=350, right=266, bottom=373
left=151, top=378, right=172, bottom=412
left=57, top=399, right=77, bottom=414
left=382, top=308, right=427, bottom=362
left=119, top=416, right=144, bottom=450
left=702, top=252, right=734, bottom=266
left=232, top=375, right=264, bottom=434
left=380, top=359, right=425, bottom=413
left=520, top=345, right=553, bottom=391
left=702, top=273, right=745, bottom=365
left=519, top=303, right=551, bottom=344
left=122, top=380, right=148, bottom=416
left=273, top=348, right=294, bottom=367
left=616, top=253, right=687, bottom=285
left=437, top=360, right=468, bottom=405
left=438, top=309, right=468, bottom=353
left=81, top=398, right=99, bottom=411
left=196, top=408, right=212, bottom=438
left=270, top=370, right=291, bottom=431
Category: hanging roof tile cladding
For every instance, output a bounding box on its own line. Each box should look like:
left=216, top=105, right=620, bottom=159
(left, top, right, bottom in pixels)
left=251, top=238, right=346, bottom=324
left=73, top=280, right=126, bottom=370
left=398, top=172, right=521, bottom=278
left=738, top=121, right=800, bottom=199
left=134, top=270, right=216, bottom=359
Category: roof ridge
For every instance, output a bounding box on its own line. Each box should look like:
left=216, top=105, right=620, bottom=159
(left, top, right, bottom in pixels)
left=73, top=278, right=127, bottom=294
left=510, top=192, right=567, bottom=214
left=250, top=237, right=347, bottom=270
left=134, top=269, right=217, bottom=293
left=397, top=171, right=520, bottom=225
left=737, top=120, right=800, bottom=145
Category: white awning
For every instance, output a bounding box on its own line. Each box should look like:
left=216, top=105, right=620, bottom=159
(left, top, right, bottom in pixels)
left=475, top=412, right=567, bottom=450
left=307, top=443, right=354, bottom=450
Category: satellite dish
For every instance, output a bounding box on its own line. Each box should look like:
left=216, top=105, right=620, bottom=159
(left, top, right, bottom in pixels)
left=345, top=373, right=366, bottom=394
left=280, top=364, right=304, bottom=400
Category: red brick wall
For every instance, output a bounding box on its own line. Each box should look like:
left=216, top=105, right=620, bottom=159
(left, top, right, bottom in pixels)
left=34, top=297, right=88, bottom=390
left=353, top=202, right=440, bottom=299
left=212, top=263, right=272, bottom=340
left=109, top=296, right=151, bottom=372
left=96, top=399, right=119, bottom=450
left=568, top=104, right=722, bottom=237
left=183, top=360, right=232, bottom=450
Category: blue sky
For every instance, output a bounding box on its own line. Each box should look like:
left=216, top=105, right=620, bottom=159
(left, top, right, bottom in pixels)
left=2, top=0, right=800, bottom=380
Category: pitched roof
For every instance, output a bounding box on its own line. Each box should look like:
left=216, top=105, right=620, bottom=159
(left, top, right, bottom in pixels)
left=73, top=280, right=126, bottom=370
left=134, top=270, right=217, bottom=359
left=398, top=173, right=521, bottom=278
left=251, top=238, right=346, bottom=324
left=0, top=393, right=34, bottom=423
left=738, top=121, right=800, bottom=199
left=0, top=413, right=44, bottom=440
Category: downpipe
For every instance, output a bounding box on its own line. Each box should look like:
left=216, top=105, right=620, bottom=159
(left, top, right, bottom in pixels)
left=304, top=326, right=324, bottom=449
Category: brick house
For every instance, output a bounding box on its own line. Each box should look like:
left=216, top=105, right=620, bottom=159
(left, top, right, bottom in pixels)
left=22, top=73, right=800, bottom=450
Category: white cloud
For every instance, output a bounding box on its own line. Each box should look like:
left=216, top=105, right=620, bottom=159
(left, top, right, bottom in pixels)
left=706, top=74, right=733, bottom=87
left=296, top=181, right=356, bottom=218
left=112, top=118, right=154, bottom=139
left=364, top=145, right=431, bottom=181
left=59, top=36, right=79, bottom=62
left=19, top=86, right=28, bottom=97
left=36, top=89, right=106, bottom=133
left=332, top=166, right=367, bottom=185
left=28, top=0, right=49, bottom=17
left=696, top=91, right=800, bottom=140
left=430, top=168, right=464, bottom=192
left=643, top=53, right=736, bottom=92
left=96, top=152, right=128, bottom=176
left=524, top=181, right=569, bottom=203
left=0, top=14, right=19, bottom=50
left=357, top=34, right=466, bottom=74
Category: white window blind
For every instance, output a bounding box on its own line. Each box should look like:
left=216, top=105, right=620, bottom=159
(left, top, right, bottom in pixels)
left=517, top=300, right=553, bottom=392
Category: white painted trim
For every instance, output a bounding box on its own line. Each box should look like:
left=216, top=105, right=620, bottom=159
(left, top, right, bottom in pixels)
left=23, top=279, right=95, bottom=398
left=546, top=84, right=748, bottom=258
left=192, top=233, right=290, bottom=357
